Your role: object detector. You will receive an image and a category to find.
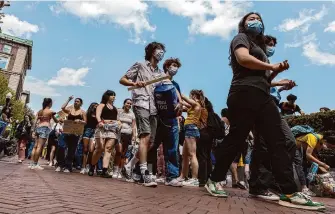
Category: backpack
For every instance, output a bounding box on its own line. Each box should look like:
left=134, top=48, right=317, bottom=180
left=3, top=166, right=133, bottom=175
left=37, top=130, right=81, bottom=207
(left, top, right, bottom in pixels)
left=154, top=84, right=179, bottom=119
left=207, top=112, right=225, bottom=140
left=291, top=125, right=320, bottom=140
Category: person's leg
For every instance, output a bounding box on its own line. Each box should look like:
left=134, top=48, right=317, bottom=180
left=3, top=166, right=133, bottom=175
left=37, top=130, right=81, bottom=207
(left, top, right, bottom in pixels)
left=82, top=137, right=90, bottom=171
left=293, top=148, right=310, bottom=193
left=56, top=134, right=66, bottom=170
left=18, top=138, right=27, bottom=161
left=50, top=145, right=56, bottom=165
left=102, top=138, right=116, bottom=176
left=64, top=135, right=79, bottom=172
left=197, top=130, right=208, bottom=186
left=32, top=138, right=46, bottom=169
left=113, top=140, right=122, bottom=177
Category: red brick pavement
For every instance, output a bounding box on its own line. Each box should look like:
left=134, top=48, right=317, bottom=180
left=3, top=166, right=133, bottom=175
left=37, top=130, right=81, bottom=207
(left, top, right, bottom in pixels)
left=0, top=160, right=334, bottom=214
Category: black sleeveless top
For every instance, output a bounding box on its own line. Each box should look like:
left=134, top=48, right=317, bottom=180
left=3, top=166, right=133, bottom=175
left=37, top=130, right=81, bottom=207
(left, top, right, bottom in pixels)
left=101, top=105, right=117, bottom=120
left=68, top=112, right=83, bottom=121
left=85, top=115, right=98, bottom=129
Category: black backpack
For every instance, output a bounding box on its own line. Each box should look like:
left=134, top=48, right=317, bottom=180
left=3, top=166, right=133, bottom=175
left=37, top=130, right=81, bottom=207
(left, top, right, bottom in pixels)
left=207, top=112, right=225, bottom=140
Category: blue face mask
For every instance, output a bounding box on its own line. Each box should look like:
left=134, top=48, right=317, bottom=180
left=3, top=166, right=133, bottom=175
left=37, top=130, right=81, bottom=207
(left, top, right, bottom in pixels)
left=246, top=20, right=263, bottom=35
left=266, top=46, right=275, bottom=57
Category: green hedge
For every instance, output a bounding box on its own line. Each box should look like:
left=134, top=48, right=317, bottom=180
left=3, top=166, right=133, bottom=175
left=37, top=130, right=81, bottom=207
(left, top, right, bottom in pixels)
left=286, top=111, right=335, bottom=136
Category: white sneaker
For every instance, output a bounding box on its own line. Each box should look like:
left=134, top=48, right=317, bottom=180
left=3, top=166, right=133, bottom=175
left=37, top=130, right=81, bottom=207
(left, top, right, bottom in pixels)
left=302, top=188, right=316, bottom=197
left=18, top=160, right=23, bottom=163
left=28, top=163, right=34, bottom=169
left=63, top=169, right=70, bottom=173
left=182, top=178, right=199, bottom=187
left=156, top=177, right=166, bottom=184
left=117, top=173, right=123, bottom=179
left=34, top=164, right=44, bottom=170
left=46, top=161, right=50, bottom=165
left=80, top=168, right=86, bottom=174
left=112, top=171, right=119, bottom=179
left=49, top=162, right=53, bottom=167
left=165, top=178, right=183, bottom=187
left=55, top=167, right=62, bottom=172
left=250, top=190, right=280, bottom=201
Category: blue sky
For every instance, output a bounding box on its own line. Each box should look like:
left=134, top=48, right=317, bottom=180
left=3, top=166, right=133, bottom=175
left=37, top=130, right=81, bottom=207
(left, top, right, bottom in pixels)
left=3, top=1, right=335, bottom=115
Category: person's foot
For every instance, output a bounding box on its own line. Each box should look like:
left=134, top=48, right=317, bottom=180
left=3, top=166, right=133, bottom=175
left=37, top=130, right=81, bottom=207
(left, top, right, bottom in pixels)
left=249, top=189, right=280, bottom=201
left=121, top=166, right=132, bottom=180
left=33, top=164, right=44, bottom=170
left=279, top=192, right=325, bottom=211
left=117, top=173, right=123, bottom=179
left=156, top=177, right=165, bottom=184
left=28, top=163, right=35, bottom=169
left=165, top=178, right=183, bottom=187
left=132, top=169, right=142, bottom=183
left=302, top=188, right=316, bottom=197
left=48, top=162, right=53, bottom=167
left=96, top=170, right=103, bottom=176
left=100, top=171, right=112, bottom=178
left=142, top=170, right=157, bottom=187
left=112, top=171, right=119, bottom=179
left=233, top=181, right=248, bottom=190
left=205, top=179, right=228, bottom=198
left=18, top=160, right=22, bottom=163
left=80, top=168, right=86, bottom=174
left=55, top=166, right=62, bottom=172
left=63, top=169, right=70, bottom=173
left=182, top=178, right=200, bottom=187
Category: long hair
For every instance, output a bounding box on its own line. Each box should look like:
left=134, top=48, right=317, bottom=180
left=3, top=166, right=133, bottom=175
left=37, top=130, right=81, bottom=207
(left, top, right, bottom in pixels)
left=101, top=90, right=116, bottom=104
left=145, top=42, right=166, bottom=61
left=229, top=12, right=266, bottom=66
left=204, top=97, right=214, bottom=113
left=86, top=102, right=98, bottom=118
left=190, top=90, right=205, bottom=108
left=42, top=98, right=52, bottom=109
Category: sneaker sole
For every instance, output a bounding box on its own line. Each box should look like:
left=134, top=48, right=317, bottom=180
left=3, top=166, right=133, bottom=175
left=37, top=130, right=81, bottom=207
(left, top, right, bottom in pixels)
left=205, top=185, right=228, bottom=198
left=143, top=182, right=158, bottom=188
left=249, top=194, right=280, bottom=202
left=278, top=200, right=326, bottom=211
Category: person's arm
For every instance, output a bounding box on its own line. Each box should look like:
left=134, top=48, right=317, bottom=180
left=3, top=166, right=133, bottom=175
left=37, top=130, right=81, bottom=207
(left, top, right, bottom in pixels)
left=181, top=94, right=199, bottom=108
left=295, top=105, right=305, bottom=115
left=32, top=112, right=39, bottom=133
left=96, top=104, right=104, bottom=127
left=131, top=118, right=136, bottom=141
left=119, top=62, right=145, bottom=87
left=305, top=146, right=329, bottom=170
left=51, top=112, right=59, bottom=124
left=61, top=96, right=74, bottom=114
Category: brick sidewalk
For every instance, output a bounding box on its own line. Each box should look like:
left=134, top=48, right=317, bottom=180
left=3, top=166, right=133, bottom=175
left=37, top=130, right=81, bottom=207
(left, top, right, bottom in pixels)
left=0, top=161, right=334, bottom=214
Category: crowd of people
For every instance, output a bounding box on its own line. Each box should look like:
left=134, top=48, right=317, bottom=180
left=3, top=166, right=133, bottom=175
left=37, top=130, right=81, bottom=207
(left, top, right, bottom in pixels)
left=1, top=11, right=335, bottom=212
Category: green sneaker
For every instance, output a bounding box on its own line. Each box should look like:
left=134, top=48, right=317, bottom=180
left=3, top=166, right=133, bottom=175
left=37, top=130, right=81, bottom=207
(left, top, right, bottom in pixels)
left=279, top=192, right=326, bottom=211
left=205, top=179, right=228, bottom=198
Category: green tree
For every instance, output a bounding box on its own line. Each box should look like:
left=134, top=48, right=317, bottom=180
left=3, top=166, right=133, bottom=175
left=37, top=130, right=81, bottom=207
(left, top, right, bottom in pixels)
left=0, top=73, right=27, bottom=122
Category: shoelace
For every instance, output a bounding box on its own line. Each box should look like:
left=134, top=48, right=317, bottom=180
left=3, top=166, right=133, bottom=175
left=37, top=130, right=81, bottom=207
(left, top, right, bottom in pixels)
left=297, top=192, right=312, bottom=201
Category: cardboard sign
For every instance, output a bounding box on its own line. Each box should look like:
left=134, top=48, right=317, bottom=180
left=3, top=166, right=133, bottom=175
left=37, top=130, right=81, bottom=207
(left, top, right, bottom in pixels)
left=63, top=120, right=84, bottom=135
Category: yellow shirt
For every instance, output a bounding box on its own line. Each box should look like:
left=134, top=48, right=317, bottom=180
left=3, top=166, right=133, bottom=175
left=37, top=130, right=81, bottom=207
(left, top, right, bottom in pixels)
left=238, top=156, right=244, bottom=167
left=184, top=107, right=201, bottom=127
left=296, top=133, right=323, bottom=149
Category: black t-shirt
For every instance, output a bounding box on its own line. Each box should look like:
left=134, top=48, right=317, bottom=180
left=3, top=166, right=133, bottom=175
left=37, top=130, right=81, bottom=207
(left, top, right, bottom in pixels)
left=279, top=102, right=301, bottom=115
left=229, top=33, right=270, bottom=95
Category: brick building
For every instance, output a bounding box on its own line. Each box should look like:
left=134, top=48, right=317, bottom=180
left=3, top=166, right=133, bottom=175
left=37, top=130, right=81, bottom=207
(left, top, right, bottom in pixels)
left=0, top=33, right=32, bottom=105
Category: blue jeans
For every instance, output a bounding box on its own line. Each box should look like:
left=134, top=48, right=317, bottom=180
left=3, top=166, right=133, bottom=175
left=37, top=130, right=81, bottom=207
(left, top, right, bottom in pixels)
left=153, top=118, right=179, bottom=181
left=75, top=140, right=83, bottom=168
left=0, top=121, right=7, bottom=136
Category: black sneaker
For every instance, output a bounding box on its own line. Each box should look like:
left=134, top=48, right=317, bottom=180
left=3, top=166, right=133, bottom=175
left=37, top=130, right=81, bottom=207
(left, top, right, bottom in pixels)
left=132, top=169, right=142, bottom=183
left=233, top=181, right=248, bottom=190
left=88, top=166, right=94, bottom=176
left=121, top=167, right=132, bottom=180
left=249, top=189, right=280, bottom=201
left=101, top=171, right=112, bottom=178
left=142, top=170, right=157, bottom=187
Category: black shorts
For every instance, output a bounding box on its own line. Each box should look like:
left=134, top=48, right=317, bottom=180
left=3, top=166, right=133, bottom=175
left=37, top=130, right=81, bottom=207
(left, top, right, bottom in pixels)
left=120, top=133, right=132, bottom=145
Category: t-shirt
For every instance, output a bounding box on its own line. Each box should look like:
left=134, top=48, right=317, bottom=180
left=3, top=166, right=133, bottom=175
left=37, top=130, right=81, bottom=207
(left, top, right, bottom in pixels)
left=229, top=33, right=270, bottom=95
left=118, top=109, right=135, bottom=135
left=296, top=133, right=322, bottom=150
left=154, top=84, right=179, bottom=119
left=279, top=102, right=301, bottom=116
left=171, top=80, right=181, bottom=93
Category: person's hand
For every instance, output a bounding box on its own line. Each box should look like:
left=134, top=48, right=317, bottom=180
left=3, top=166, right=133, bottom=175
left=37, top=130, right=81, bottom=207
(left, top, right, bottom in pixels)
left=69, top=95, right=74, bottom=101
left=322, top=163, right=330, bottom=171
left=74, top=119, right=80, bottom=123
left=134, top=81, right=146, bottom=88
left=98, top=121, right=104, bottom=128
left=271, top=60, right=289, bottom=73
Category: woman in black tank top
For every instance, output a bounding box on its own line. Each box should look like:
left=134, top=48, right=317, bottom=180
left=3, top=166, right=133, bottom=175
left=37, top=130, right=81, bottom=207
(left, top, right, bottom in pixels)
left=89, top=90, right=120, bottom=177
left=81, top=102, right=98, bottom=175
left=56, top=96, right=86, bottom=173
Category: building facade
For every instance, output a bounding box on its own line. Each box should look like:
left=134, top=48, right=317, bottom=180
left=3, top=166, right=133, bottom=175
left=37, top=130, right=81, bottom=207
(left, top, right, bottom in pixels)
left=0, top=33, right=32, bottom=105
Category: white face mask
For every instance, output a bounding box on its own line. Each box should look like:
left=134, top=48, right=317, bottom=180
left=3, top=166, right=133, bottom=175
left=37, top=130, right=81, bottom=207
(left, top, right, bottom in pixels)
left=168, top=65, right=178, bottom=76
left=153, top=49, right=164, bottom=61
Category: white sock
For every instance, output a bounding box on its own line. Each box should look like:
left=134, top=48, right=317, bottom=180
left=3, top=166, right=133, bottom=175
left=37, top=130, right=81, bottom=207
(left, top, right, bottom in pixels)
left=125, top=156, right=139, bottom=170
left=114, top=166, right=119, bottom=173
left=139, top=162, right=148, bottom=175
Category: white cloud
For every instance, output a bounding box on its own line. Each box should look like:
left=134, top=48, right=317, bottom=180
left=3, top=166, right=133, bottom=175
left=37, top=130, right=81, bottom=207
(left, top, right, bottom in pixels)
left=1, top=14, right=39, bottom=38
left=25, top=2, right=39, bottom=11
left=24, top=76, right=61, bottom=97
left=49, top=0, right=155, bottom=44
left=285, top=33, right=317, bottom=48
left=48, top=67, right=90, bottom=86
left=324, top=21, right=335, bottom=32
left=276, top=5, right=327, bottom=32
left=302, top=42, right=335, bottom=66
left=156, top=1, right=251, bottom=40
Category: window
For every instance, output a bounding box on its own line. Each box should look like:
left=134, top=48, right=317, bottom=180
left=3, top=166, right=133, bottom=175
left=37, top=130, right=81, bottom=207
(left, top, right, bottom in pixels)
left=0, top=55, right=9, bottom=70
left=2, top=45, right=12, bottom=54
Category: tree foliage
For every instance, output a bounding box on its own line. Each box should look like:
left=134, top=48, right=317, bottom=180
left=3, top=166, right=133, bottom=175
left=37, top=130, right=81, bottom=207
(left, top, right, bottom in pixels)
left=0, top=73, right=31, bottom=122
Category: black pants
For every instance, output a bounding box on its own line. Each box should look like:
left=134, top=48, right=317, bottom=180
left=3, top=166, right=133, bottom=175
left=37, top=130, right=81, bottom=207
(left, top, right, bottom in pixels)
left=211, top=87, right=297, bottom=194
left=249, top=118, right=296, bottom=192
left=197, top=129, right=213, bottom=186
left=57, top=134, right=79, bottom=171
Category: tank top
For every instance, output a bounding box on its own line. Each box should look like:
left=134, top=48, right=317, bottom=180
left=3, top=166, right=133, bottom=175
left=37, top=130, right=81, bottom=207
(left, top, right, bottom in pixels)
left=184, top=107, right=201, bottom=127
left=85, top=115, right=98, bottom=129
left=68, top=111, right=83, bottom=121
left=101, top=105, right=117, bottom=120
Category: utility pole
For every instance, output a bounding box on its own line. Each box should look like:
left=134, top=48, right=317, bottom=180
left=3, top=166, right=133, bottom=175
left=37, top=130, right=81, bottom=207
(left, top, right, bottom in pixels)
left=0, top=1, right=10, bottom=33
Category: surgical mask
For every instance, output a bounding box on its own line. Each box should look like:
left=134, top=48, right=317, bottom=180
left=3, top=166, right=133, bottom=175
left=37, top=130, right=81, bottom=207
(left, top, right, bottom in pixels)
left=266, top=46, right=275, bottom=57
left=246, top=20, right=263, bottom=35
left=168, top=66, right=178, bottom=76
left=153, top=49, right=164, bottom=61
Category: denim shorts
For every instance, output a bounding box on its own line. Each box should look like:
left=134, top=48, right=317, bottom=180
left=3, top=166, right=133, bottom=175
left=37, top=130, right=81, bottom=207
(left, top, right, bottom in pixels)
left=83, top=128, right=95, bottom=139
left=36, top=126, right=51, bottom=139
left=184, top=124, right=200, bottom=139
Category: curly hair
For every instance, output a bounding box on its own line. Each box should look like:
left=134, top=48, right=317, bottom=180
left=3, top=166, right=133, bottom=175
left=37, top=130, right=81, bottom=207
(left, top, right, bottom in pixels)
left=287, top=94, right=297, bottom=101
left=145, top=42, right=166, bottom=61
left=190, top=89, right=205, bottom=107
left=229, top=12, right=266, bottom=66
left=265, top=35, right=277, bottom=46
left=163, top=58, right=182, bottom=73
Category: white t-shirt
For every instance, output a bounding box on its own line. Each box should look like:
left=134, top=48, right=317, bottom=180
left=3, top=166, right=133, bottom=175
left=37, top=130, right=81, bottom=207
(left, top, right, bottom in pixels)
left=118, top=109, right=135, bottom=135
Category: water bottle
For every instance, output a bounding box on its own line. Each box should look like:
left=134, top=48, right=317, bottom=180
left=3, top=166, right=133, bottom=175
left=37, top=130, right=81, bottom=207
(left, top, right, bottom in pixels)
left=307, top=162, right=319, bottom=183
